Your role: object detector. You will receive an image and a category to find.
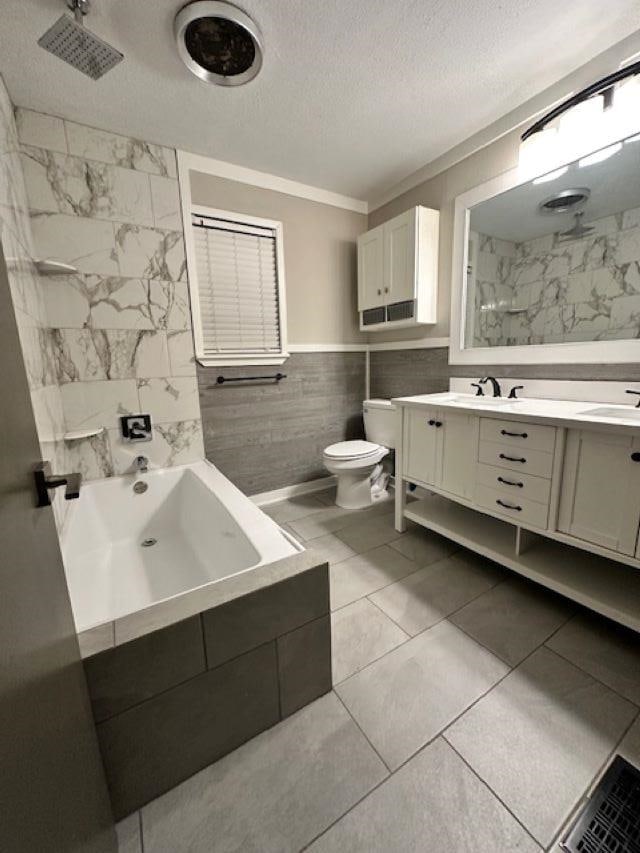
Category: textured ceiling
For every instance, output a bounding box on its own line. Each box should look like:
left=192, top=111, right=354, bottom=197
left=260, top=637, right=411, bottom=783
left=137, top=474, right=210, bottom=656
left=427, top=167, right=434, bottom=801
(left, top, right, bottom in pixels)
left=2, top=0, right=640, bottom=201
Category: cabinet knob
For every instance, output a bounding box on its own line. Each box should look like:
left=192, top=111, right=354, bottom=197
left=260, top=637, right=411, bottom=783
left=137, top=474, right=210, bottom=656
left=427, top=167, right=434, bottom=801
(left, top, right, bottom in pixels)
left=377, top=289, right=382, bottom=295
left=427, top=419, right=443, bottom=428
left=632, top=452, right=640, bottom=462
left=384, top=287, right=389, bottom=293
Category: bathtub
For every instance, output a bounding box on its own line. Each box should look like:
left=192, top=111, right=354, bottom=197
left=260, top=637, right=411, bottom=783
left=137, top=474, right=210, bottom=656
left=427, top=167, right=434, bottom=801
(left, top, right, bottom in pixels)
left=61, top=459, right=302, bottom=643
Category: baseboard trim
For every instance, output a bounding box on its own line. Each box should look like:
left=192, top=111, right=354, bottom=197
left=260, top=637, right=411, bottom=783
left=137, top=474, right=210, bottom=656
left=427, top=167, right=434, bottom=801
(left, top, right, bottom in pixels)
left=251, top=475, right=336, bottom=506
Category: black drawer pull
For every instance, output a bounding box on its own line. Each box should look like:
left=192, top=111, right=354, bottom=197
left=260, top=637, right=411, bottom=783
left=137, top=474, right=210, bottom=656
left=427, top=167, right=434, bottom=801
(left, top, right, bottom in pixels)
left=496, top=499, right=522, bottom=511
left=499, top=453, right=526, bottom=463
left=632, top=452, right=640, bottom=462
left=500, top=429, right=528, bottom=438
left=428, top=419, right=442, bottom=427
left=497, top=476, right=523, bottom=488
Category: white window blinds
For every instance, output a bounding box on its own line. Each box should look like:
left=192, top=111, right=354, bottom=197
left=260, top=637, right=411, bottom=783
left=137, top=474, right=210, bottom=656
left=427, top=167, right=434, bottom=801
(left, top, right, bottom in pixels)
left=191, top=212, right=284, bottom=359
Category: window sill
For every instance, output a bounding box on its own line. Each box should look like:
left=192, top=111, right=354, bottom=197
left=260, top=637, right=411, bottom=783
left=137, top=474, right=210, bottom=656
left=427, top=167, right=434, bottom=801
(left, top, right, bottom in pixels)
left=197, top=353, right=289, bottom=368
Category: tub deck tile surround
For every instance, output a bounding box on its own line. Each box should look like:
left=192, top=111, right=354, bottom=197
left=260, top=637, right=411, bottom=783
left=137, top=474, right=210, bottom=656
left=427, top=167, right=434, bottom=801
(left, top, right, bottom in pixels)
left=116, top=488, right=640, bottom=853
left=86, top=560, right=330, bottom=818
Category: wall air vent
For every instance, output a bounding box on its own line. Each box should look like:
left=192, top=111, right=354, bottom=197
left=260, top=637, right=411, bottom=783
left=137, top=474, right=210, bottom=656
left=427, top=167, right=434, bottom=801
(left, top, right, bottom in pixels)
left=387, top=300, right=415, bottom=322
left=362, top=307, right=386, bottom=326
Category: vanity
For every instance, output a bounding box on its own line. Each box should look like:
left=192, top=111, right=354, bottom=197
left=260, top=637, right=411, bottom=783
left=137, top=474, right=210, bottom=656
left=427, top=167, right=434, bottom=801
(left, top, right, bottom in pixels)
left=394, top=389, right=640, bottom=632
left=404, top=114, right=640, bottom=632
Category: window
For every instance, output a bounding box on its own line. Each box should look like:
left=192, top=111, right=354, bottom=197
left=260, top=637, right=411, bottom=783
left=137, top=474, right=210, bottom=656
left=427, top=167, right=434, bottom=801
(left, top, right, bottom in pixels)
left=187, top=207, right=288, bottom=366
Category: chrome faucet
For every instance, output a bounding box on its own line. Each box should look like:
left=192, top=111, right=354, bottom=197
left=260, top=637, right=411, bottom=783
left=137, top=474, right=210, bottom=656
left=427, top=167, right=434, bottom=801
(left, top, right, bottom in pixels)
left=134, top=455, right=149, bottom=473
left=479, top=376, right=502, bottom=397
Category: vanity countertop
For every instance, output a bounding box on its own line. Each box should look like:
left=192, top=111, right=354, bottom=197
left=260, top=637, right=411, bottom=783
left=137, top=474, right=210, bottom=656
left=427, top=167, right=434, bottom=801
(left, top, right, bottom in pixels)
left=392, top=392, right=640, bottom=433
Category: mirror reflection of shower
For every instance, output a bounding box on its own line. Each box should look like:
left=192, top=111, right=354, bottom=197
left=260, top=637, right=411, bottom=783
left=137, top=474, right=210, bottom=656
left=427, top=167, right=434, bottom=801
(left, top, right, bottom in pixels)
left=464, top=132, right=640, bottom=349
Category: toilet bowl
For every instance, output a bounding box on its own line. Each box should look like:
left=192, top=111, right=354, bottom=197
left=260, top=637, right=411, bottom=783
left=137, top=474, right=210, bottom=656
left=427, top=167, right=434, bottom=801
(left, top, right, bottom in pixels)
left=322, top=400, right=396, bottom=509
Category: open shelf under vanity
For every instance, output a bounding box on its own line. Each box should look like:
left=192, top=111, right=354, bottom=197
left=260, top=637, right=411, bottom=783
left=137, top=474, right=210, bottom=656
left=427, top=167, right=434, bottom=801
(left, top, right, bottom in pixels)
left=404, top=494, right=640, bottom=633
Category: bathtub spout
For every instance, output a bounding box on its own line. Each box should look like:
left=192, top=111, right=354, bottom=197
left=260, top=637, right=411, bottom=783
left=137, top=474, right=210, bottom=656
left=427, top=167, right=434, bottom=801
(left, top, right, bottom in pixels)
left=134, top=455, right=149, bottom=473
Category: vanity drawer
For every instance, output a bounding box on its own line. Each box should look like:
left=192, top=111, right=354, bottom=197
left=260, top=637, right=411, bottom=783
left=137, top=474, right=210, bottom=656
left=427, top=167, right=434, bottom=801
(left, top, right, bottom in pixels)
left=476, top=463, right=551, bottom=504
left=478, top=440, right=554, bottom=479
left=480, top=418, right=556, bottom=453
left=475, top=483, right=549, bottom=529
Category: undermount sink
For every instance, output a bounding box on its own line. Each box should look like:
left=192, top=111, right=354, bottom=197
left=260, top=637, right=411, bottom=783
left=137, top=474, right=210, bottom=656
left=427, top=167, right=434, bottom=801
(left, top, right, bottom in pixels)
left=579, top=406, right=640, bottom=420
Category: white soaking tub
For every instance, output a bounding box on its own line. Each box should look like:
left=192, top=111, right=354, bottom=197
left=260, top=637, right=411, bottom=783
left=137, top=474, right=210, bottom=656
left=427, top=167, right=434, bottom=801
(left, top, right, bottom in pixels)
left=61, top=459, right=303, bottom=649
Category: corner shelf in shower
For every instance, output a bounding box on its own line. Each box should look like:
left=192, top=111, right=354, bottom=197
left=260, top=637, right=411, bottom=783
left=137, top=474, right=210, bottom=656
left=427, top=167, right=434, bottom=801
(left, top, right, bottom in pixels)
left=63, top=428, right=105, bottom=441
left=35, top=259, right=79, bottom=276
left=479, top=304, right=528, bottom=314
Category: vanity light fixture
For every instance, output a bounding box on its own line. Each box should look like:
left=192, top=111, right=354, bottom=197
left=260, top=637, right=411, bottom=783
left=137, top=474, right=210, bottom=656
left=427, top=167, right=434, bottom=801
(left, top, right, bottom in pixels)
left=519, top=59, right=640, bottom=180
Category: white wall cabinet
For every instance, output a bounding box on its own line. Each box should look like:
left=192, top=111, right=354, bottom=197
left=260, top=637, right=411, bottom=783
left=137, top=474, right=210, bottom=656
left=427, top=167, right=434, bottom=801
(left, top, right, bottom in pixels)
left=357, top=206, right=439, bottom=330
left=558, top=429, right=640, bottom=556
left=357, top=225, right=385, bottom=311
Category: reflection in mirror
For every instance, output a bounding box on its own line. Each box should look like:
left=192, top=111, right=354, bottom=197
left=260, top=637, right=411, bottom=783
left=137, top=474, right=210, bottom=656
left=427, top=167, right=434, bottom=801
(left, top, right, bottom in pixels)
left=465, top=133, right=640, bottom=349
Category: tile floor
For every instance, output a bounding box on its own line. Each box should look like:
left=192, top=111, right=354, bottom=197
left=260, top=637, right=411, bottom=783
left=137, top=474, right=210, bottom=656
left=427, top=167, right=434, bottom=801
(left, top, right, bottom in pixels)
left=116, top=490, right=640, bottom=853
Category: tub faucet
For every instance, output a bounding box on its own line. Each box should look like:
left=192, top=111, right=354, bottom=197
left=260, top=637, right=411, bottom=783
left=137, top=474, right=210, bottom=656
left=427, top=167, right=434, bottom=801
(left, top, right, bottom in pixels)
left=134, top=455, right=149, bottom=473
left=479, top=376, right=502, bottom=397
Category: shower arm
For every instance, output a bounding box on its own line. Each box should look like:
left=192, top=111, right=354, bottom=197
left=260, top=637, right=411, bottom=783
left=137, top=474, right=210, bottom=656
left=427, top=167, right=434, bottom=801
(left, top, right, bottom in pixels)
left=68, top=0, right=89, bottom=24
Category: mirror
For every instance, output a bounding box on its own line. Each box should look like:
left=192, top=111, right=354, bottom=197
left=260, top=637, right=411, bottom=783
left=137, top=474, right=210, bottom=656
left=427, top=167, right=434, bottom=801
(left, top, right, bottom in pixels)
left=456, top=132, right=640, bottom=360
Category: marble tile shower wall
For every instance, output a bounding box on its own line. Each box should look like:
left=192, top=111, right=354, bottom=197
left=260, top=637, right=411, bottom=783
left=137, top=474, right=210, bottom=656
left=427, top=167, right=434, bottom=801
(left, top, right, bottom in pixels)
left=472, top=210, right=640, bottom=347
left=0, top=79, right=68, bottom=527
left=15, top=108, right=204, bottom=481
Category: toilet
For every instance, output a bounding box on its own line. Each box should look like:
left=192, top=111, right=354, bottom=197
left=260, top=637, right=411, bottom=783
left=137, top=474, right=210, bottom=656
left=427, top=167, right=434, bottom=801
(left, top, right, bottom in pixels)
left=323, top=399, right=396, bottom=509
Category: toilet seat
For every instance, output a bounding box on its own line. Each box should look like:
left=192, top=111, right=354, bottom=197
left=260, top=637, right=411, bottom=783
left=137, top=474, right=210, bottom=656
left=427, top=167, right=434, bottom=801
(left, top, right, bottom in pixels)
left=323, top=440, right=382, bottom=461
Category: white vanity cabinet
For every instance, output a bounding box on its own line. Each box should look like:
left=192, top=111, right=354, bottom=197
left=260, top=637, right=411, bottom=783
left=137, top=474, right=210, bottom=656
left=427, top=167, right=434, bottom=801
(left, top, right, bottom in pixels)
left=357, top=206, right=439, bottom=330
left=403, top=407, right=478, bottom=501
left=558, top=428, right=640, bottom=557
left=394, top=398, right=640, bottom=633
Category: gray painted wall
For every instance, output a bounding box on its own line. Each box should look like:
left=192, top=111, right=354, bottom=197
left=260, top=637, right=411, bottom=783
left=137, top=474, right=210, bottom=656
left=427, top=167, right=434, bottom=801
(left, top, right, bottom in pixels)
left=369, top=347, right=640, bottom=400
left=198, top=352, right=366, bottom=494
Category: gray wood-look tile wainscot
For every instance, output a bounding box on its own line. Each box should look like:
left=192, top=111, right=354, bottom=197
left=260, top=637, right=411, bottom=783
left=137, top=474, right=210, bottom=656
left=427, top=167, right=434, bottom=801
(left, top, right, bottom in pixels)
left=369, top=346, right=640, bottom=400
left=197, top=351, right=366, bottom=495
left=83, top=563, right=331, bottom=819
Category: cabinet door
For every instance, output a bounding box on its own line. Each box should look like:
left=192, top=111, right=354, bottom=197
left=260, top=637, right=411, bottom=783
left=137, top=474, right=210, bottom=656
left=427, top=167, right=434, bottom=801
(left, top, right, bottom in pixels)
left=440, top=412, right=479, bottom=500
left=357, top=225, right=385, bottom=310
left=558, top=429, right=640, bottom=555
left=404, top=408, right=441, bottom=486
left=384, top=209, right=416, bottom=304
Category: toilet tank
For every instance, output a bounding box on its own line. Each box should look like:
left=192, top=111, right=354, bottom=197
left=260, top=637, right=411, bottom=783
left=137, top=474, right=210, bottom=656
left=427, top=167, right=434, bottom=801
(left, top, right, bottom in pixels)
left=363, top=399, right=396, bottom=449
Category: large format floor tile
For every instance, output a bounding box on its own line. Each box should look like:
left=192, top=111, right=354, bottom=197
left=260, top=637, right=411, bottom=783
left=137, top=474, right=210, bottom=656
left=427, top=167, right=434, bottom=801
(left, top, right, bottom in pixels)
left=140, top=693, right=387, bottom=853
left=446, top=646, right=638, bottom=848
left=370, top=552, right=505, bottom=636
left=336, top=620, right=508, bottom=770
left=451, top=576, right=573, bottom=666
left=262, top=494, right=326, bottom=524
left=308, top=738, right=541, bottom=853
left=388, top=526, right=459, bottom=565
left=546, top=612, right=640, bottom=705
left=288, top=505, right=369, bottom=541
left=116, top=814, right=142, bottom=853
left=335, top=511, right=403, bottom=553
left=309, top=532, right=356, bottom=565
left=329, top=545, right=419, bottom=611
left=331, top=598, right=409, bottom=684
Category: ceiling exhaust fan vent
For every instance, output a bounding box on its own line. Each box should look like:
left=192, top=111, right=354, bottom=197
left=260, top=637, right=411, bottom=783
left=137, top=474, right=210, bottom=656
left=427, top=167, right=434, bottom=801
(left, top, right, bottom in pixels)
left=174, top=1, right=263, bottom=86
left=539, top=188, right=591, bottom=214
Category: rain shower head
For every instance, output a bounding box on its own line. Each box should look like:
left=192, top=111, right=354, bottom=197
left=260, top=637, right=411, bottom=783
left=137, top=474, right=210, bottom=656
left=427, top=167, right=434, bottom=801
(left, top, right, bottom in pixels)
left=38, top=0, right=123, bottom=81
left=558, top=211, right=595, bottom=242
